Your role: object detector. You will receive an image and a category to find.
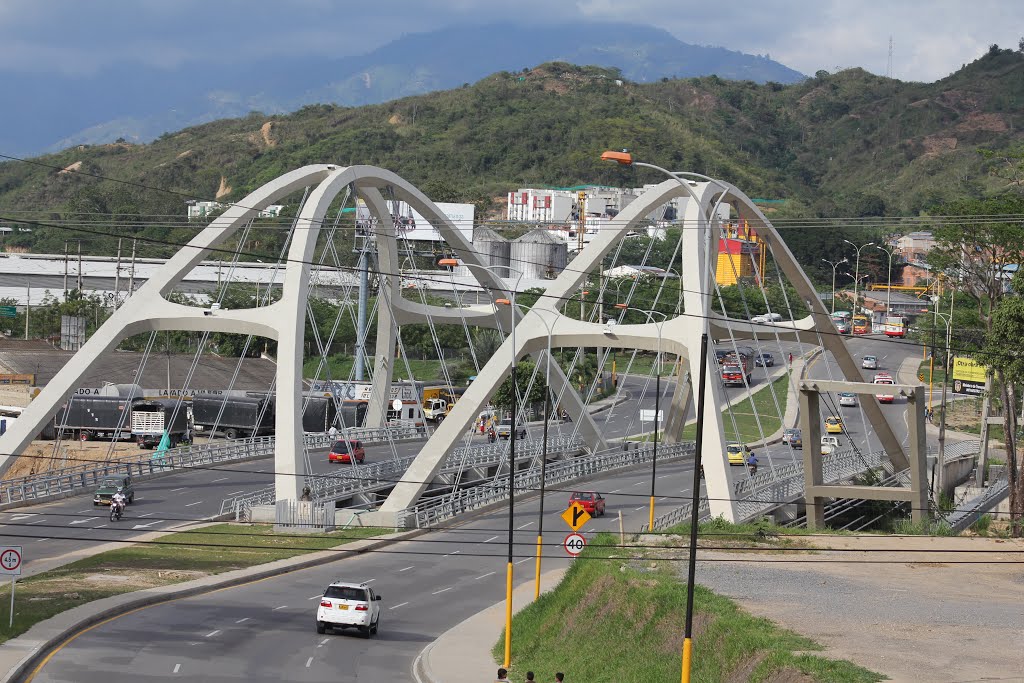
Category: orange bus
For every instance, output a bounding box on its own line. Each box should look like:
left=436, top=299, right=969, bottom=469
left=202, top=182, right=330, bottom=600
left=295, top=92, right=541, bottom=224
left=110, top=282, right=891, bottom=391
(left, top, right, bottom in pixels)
left=852, top=315, right=870, bottom=335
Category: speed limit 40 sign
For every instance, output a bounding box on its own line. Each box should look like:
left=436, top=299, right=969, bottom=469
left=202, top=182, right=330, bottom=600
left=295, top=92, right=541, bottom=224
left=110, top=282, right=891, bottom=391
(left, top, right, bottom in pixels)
left=563, top=533, right=586, bottom=557
left=0, top=547, right=22, bottom=576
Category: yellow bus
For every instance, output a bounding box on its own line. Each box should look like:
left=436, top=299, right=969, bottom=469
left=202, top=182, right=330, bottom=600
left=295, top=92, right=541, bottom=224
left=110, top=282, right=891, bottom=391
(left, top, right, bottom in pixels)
left=852, top=315, right=870, bottom=335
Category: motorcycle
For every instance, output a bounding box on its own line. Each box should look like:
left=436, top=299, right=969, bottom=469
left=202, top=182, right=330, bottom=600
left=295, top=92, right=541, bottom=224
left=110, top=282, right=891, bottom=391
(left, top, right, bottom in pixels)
left=109, top=499, right=125, bottom=522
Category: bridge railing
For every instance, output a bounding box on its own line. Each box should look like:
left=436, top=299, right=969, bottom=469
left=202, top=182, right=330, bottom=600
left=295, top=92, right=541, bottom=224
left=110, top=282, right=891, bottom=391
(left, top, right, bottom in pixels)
left=406, top=442, right=695, bottom=529
left=225, top=436, right=588, bottom=519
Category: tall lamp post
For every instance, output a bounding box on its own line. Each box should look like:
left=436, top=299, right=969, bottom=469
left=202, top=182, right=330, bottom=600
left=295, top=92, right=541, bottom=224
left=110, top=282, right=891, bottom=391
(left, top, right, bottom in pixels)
left=615, top=304, right=667, bottom=530
left=935, top=308, right=953, bottom=496
left=602, top=149, right=725, bottom=683
left=821, top=258, right=848, bottom=314
left=843, top=239, right=875, bottom=314
left=442, top=259, right=523, bottom=669
left=874, top=245, right=896, bottom=316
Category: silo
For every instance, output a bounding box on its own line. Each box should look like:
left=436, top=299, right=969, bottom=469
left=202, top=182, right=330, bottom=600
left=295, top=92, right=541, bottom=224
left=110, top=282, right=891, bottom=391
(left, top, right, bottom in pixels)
left=473, top=226, right=511, bottom=271
left=512, top=229, right=568, bottom=280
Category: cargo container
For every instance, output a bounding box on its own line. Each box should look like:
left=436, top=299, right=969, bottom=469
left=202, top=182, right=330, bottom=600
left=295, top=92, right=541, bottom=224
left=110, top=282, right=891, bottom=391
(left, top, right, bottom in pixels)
left=51, top=396, right=132, bottom=441
left=192, top=396, right=275, bottom=439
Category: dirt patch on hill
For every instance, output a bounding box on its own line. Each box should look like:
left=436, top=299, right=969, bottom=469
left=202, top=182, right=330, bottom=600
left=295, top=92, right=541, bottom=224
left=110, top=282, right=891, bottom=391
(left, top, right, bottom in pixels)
left=955, top=112, right=1008, bottom=134
left=259, top=121, right=277, bottom=147
left=215, top=175, right=232, bottom=199
left=58, top=161, right=82, bottom=175
left=388, top=113, right=404, bottom=125
left=921, top=135, right=957, bottom=157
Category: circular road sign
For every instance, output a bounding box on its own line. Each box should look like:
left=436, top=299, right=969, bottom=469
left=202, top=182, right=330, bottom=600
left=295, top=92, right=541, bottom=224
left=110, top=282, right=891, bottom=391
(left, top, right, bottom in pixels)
left=0, top=548, right=21, bottom=572
left=392, top=398, right=403, bottom=412
left=563, top=533, right=586, bottom=557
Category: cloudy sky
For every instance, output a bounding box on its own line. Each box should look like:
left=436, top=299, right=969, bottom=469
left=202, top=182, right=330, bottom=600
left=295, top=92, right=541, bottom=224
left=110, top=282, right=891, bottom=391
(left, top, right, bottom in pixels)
left=0, top=0, right=1021, bottom=82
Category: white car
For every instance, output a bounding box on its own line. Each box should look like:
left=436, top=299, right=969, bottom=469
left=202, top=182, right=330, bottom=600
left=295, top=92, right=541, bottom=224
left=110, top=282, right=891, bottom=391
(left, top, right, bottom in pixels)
left=821, top=435, right=840, bottom=454
left=838, top=392, right=857, bottom=407
left=316, top=581, right=381, bottom=637
left=862, top=355, right=878, bottom=370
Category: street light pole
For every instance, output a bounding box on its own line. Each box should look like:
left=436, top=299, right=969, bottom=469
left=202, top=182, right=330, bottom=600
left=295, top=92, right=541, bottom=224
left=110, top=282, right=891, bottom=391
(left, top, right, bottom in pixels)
left=936, top=305, right=953, bottom=498
left=821, top=258, right=848, bottom=314
left=601, top=150, right=726, bottom=683
left=615, top=304, right=666, bottom=529
left=843, top=239, right=875, bottom=315
left=875, top=245, right=895, bottom=315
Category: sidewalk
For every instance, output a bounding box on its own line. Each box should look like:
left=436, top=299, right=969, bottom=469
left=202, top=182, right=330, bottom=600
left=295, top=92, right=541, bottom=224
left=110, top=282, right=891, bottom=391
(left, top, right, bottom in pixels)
left=415, top=568, right=568, bottom=683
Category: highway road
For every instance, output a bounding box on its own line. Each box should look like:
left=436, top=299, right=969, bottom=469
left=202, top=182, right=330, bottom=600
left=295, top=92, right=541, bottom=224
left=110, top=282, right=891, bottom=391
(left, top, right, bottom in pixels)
left=28, top=459, right=704, bottom=682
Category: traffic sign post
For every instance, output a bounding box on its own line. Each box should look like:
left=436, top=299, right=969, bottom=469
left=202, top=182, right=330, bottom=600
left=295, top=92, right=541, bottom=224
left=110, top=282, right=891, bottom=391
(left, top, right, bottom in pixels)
left=561, top=502, right=591, bottom=532
left=0, top=306, right=16, bottom=318
left=1, top=546, right=22, bottom=628
left=563, top=533, right=586, bottom=557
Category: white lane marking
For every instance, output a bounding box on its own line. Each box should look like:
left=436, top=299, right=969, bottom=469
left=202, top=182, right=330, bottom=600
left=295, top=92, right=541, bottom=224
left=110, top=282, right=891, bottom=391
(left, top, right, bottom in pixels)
left=363, top=578, right=376, bottom=583
left=631, top=481, right=643, bottom=487
left=235, top=618, right=249, bottom=624
left=305, top=657, right=313, bottom=668
left=184, top=502, right=202, bottom=507
left=225, top=490, right=245, bottom=496
left=139, top=512, right=154, bottom=518
left=77, top=509, right=94, bottom=514
left=173, top=663, right=180, bottom=674
left=317, top=638, right=329, bottom=647
left=27, top=520, right=44, bottom=525
left=170, top=488, right=187, bottom=492
left=211, top=477, right=229, bottom=483
left=399, top=566, right=414, bottom=572
left=514, top=557, right=531, bottom=565
left=483, top=536, right=499, bottom=543
left=443, top=550, right=461, bottom=557
left=69, top=517, right=98, bottom=525
left=658, top=497, right=669, bottom=502
left=475, top=571, right=496, bottom=580
left=34, top=538, right=49, bottom=542
left=133, top=521, right=163, bottom=529
left=272, top=605, right=287, bottom=611
left=658, top=475, right=671, bottom=479
left=96, top=524, right=108, bottom=528
left=634, top=506, right=645, bottom=511
left=308, top=595, right=322, bottom=600
left=10, top=514, right=37, bottom=520
left=517, top=522, right=533, bottom=530
left=608, top=489, right=621, bottom=493
left=205, top=630, right=221, bottom=638
left=432, top=587, right=453, bottom=595
left=388, top=602, right=409, bottom=610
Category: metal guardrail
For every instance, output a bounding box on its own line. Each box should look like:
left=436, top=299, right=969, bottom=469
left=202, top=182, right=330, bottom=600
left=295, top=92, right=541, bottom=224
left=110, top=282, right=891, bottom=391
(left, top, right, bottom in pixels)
left=945, top=471, right=1010, bottom=532
left=406, top=442, right=695, bottom=528
left=222, top=435, right=586, bottom=519
left=1, top=423, right=429, bottom=509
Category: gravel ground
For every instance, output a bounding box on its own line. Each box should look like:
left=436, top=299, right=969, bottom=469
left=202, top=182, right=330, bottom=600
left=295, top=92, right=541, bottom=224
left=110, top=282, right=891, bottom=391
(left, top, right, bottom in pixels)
left=684, top=536, right=1024, bottom=682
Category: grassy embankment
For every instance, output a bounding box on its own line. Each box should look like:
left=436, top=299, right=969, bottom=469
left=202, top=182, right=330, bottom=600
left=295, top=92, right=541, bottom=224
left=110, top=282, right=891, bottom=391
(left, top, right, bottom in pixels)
left=496, top=528, right=882, bottom=682
left=0, top=523, right=384, bottom=644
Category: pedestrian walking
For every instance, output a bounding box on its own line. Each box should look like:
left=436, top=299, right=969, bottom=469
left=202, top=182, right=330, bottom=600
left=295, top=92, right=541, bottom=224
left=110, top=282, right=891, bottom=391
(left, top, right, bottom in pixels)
left=788, top=352, right=794, bottom=368
left=496, top=668, right=508, bottom=682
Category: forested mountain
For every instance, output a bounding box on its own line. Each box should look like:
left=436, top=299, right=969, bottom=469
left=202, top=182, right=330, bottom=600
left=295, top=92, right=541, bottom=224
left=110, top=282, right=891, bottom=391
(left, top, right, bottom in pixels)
left=0, top=47, right=1021, bottom=278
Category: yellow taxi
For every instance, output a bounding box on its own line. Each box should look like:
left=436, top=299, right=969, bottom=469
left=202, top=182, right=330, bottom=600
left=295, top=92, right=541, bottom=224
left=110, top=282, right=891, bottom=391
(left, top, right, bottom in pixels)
left=825, top=416, right=844, bottom=434
left=726, top=442, right=749, bottom=466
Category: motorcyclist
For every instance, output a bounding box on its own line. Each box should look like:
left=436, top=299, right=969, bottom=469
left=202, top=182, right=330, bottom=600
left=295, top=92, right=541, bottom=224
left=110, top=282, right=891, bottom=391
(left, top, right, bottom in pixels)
left=110, top=490, right=127, bottom=519
left=746, top=451, right=759, bottom=477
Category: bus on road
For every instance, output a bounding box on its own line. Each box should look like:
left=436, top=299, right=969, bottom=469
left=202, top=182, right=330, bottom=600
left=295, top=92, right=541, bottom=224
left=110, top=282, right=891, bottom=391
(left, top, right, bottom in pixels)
left=852, top=315, right=870, bottom=335
left=884, top=316, right=908, bottom=338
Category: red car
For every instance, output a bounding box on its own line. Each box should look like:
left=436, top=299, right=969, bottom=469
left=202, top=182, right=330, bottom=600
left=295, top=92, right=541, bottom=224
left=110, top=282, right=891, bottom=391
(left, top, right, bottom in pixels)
left=328, top=439, right=365, bottom=464
left=569, top=491, right=606, bottom=517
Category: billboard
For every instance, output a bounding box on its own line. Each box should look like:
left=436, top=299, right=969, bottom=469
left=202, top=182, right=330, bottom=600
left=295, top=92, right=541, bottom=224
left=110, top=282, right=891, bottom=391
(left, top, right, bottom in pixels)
left=952, top=357, right=987, bottom=396
left=355, top=199, right=474, bottom=243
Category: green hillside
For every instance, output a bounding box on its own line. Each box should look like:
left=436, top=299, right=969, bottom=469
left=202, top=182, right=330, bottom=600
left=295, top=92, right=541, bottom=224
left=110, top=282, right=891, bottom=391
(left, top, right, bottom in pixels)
left=0, top=48, right=1022, bottom=265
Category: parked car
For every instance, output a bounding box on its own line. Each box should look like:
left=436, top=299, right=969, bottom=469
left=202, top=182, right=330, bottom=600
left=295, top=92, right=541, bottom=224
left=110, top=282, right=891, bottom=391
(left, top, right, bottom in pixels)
left=838, top=392, right=857, bottom=407
left=754, top=353, right=775, bottom=367
left=825, top=416, right=845, bottom=434
left=93, top=475, right=134, bottom=506
left=328, top=439, right=365, bottom=464
left=862, top=355, right=878, bottom=370
left=569, top=491, right=606, bottom=516
left=783, top=428, right=803, bottom=449
left=496, top=419, right=526, bottom=440
left=316, top=581, right=381, bottom=637
left=726, top=442, right=750, bottom=466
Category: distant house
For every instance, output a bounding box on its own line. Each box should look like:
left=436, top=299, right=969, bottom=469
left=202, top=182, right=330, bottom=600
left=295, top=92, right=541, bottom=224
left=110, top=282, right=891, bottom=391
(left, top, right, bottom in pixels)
left=894, top=231, right=935, bottom=262
left=186, top=201, right=225, bottom=220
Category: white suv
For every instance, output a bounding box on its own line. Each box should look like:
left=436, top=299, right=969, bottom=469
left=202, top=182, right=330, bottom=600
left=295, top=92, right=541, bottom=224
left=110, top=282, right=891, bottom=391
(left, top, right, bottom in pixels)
left=316, top=581, right=381, bottom=637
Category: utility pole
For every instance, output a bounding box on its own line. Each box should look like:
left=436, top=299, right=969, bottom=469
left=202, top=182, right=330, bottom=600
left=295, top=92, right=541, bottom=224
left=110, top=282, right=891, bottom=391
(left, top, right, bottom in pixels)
left=24, top=279, right=29, bottom=340
left=76, top=240, right=83, bottom=292
left=128, top=239, right=137, bottom=295
left=114, top=238, right=123, bottom=305
left=354, top=244, right=369, bottom=381
left=63, top=240, right=69, bottom=301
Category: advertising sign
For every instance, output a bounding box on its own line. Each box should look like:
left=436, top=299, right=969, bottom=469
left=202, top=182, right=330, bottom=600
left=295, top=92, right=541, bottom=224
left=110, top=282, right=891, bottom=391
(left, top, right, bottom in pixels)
left=952, top=357, right=987, bottom=396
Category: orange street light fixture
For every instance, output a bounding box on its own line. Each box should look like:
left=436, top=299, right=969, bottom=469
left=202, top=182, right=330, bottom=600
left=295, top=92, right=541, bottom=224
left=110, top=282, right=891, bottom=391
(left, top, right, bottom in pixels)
left=601, top=150, right=634, bottom=165
left=495, top=298, right=511, bottom=305
left=614, top=303, right=628, bottom=309
left=438, top=258, right=459, bottom=267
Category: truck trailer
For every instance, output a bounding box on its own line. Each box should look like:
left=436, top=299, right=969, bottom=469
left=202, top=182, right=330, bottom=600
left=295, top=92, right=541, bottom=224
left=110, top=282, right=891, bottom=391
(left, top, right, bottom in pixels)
left=130, top=398, right=191, bottom=448
left=48, top=396, right=133, bottom=441
left=191, top=396, right=275, bottom=439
